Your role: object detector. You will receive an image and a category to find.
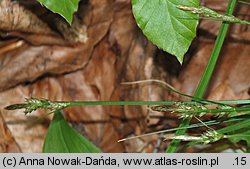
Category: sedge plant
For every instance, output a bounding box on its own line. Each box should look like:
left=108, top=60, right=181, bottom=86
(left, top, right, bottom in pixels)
left=4, top=0, right=250, bottom=152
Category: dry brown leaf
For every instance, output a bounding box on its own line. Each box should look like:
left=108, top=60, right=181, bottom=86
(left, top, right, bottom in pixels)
left=0, top=111, right=21, bottom=152
left=0, top=0, right=89, bottom=45
left=0, top=0, right=171, bottom=152
left=0, top=0, right=113, bottom=91
left=0, top=0, right=53, bottom=34
left=0, top=86, right=49, bottom=152
left=172, top=1, right=250, bottom=101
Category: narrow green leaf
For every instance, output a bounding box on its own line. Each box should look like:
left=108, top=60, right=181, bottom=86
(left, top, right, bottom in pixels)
left=118, top=114, right=248, bottom=142
left=227, top=132, right=250, bottom=147
left=217, top=118, right=250, bottom=147
left=217, top=118, right=250, bottom=134
left=43, top=111, right=101, bottom=153
left=132, top=0, right=199, bottom=63
left=179, top=114, right=250, bottom=151
left=36, top=0, right=80, bottom=24
left=238, top=0, right=250, bottom=5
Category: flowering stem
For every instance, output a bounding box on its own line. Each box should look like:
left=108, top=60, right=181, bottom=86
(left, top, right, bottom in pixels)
left=166, top=0, right=238, bottom=153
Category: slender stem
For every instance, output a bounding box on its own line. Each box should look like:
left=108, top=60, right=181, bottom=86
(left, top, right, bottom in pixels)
left=166, top=0, right=238, bottom=153
left=122, top=79, right=244, bottom=106
left=57, top=100, right=250, bottom=106
left=195, top=1, right=237, bottom=98
left=66, top=101, right=178, bottom=106
left=238, top=0, right=250, bottom=5
left=59, top=100, right=250, bottom=115
left=6, top=99, right=250, bottom=115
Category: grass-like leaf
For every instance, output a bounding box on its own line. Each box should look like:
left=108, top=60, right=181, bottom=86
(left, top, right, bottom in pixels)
left=118, top=114, right=249, bottom=142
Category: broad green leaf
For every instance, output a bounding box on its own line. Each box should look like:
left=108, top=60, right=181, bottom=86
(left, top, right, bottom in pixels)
left=132, top=0, right=199, bottom=63
left=43, top=111, right=101, bottom=153
left=36, top=0, right=80, bottom=24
